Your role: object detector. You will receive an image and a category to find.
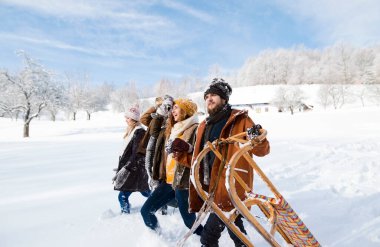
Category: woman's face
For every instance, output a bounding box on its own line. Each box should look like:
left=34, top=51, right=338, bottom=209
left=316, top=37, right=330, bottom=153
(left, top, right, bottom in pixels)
left=172, top=104, right=183, bottom=122
left=125, top=117, right=134, bottom=126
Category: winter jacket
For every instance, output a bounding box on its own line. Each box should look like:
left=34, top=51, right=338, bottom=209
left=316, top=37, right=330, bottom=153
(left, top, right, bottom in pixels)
left=171, top=123, right=198, bottom=190
left=153, top=127, right=167, bottom=181
left=189, top=109, right=270, bottom=212
left=140, top=106, right=167, bottom=181
left=140, top=106, right=166, bottom=179
left=114, top=128, right=150, bottom=192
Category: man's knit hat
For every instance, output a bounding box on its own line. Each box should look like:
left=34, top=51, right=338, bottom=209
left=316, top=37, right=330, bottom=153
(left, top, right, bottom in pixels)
left=124, top=105, right=140, bottom=121
left=174, top=98, right=197, bottom=117
left=204, top=78, right=232, bottom=102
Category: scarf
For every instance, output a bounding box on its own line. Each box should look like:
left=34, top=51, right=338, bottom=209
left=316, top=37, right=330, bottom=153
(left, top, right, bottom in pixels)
left=168, top=114, right=199, bottom=141
left=203, top=104, right=232, bottom=185
left=165, top=114, right=199, bottom=184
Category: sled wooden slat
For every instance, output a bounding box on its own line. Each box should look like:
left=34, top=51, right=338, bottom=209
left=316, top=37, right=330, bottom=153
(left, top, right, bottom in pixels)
left=226, top=132, right=321, bottom=247
left=191, top=146, right=255, bottom=246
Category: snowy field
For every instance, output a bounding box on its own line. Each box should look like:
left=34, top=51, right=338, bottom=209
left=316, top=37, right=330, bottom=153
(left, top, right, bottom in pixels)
left=1, top=106, right=380, bottom=247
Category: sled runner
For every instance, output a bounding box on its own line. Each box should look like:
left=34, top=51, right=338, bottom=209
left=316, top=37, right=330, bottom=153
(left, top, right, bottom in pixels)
left=179, top=127, right=320, bottom=247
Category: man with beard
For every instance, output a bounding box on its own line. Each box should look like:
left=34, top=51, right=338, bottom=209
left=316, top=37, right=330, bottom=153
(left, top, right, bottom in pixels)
left=189, top=78, right=270, bottom=247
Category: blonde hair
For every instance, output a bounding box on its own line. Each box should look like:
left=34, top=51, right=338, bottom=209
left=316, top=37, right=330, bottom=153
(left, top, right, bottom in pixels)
left=123, top=119, right=138, bottom=139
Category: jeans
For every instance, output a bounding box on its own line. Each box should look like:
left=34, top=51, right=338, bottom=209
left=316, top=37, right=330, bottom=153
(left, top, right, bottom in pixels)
left=118, top=190, right=150, bottom=214
left=140, top=182, right=203, bottom=235
left=200, top=213, right=247, bottom=247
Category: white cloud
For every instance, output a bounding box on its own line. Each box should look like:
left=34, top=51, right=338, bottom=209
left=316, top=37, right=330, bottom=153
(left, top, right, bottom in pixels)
left=0, top=0, right=188, bottom=55
left=275, top=0, right=380, bottom=45
left=161, top=0, right=214, bottom=23
left=0, top=32, right=152, bottom=59
left=1, top=0, right=171, bottom=30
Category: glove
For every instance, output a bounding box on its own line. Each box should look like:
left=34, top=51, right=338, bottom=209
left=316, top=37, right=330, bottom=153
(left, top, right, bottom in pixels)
left=113, top=166, right=129, bottom=189
left=165, top=139, right=174, bottom=154
left=156, top=103, right=172, bottom=117
left=112, top=173, right=118, bottom=182
left=171, top=138, right=193, bottom=153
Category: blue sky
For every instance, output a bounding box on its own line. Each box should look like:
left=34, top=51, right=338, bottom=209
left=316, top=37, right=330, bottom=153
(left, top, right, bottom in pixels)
left=1, top=0, right=380, bottom=86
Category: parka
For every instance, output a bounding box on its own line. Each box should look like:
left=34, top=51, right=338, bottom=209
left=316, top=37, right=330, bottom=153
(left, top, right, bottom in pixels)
left=140, top=106, right=167, bottom=181
left=114, top=127, right=150, bottom=192
left=189, top=109, right=270, bottom=212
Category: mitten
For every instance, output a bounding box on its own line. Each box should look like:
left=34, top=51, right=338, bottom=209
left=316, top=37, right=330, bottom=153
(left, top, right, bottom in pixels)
left=114, top=166, right=129, bottom=189
left=156, top=103, right=171, bottom=117
left=165, top=139, right=174, bottom=154
left=112, top=173, right=118, bottom=182
left=171, top=138, right=193, bottom=153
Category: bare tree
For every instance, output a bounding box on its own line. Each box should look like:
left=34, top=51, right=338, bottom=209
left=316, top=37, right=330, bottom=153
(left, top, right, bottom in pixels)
left=318, top=84, right=344, bottom=109
left=208, top=64, right=223, bottom=82
left=0, top=51, right=56, bottom=137
left=65, top=73, right=89, bottom=120
left=44, top=80, right=67, bottom=121
left=318, top=85, right=332, bottom=109
left=272, top=86, right=305, bottom=114
left=82, top=84, right=108, bottom=120
left=0, top=73, right=23, bottom=119
left=110, top=81, right=139, bottom=112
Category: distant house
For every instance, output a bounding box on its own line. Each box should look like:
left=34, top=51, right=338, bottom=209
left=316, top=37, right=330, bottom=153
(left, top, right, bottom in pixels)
left=299, top=103, right=314, bottom=112
left=232, top=102, right=275, bottom=113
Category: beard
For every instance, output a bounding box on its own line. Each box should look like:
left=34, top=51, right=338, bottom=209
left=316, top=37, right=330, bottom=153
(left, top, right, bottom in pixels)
left=207, top=101, right=225, bottom=116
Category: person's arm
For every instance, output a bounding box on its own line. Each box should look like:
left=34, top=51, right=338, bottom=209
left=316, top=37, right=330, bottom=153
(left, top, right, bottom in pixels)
left=149, top=116, right=164, bottom=138
left=140, top=106, right=156, bottom=127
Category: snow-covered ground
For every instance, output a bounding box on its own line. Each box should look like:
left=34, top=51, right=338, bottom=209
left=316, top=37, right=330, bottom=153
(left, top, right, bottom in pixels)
left=1, top=104, right=380, bottom=247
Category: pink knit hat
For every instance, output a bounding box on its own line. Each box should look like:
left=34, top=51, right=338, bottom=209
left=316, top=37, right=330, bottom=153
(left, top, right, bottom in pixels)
left=124, top=105, right=140, bottom=121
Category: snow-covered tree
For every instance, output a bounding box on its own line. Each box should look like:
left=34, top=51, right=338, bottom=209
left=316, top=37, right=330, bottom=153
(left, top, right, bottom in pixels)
left=65, top=73, right=89, bottom=120
left=0, top=73, right=23, bottom=119
left=317, top=84, right=347, bottom=109
left=272, top=86, right=305, bottom=114
left=154, top=78, right=183, bottom=98
left=82, top=84, right=108, bottom=120
left=43, top=80, right=67, bottom=121
left=207, top=64, right=223, bottom=82
left=318, top=85, right=332, bottom=109
left=0, top=51, right=57, bottom=137
left=110, top=81, right=139, bottom=113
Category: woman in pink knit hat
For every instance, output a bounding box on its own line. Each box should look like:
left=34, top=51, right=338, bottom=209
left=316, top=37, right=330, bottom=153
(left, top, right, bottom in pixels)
left=112, top=105, right=151, bottom=214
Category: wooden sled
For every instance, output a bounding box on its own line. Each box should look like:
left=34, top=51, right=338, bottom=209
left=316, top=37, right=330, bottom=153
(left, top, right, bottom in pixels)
left=188, top=128, right=320, bottom=247
left=226, top=129, right=321, bottom=246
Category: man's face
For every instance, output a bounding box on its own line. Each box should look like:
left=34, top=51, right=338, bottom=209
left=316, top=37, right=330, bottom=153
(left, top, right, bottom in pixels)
left=205, top=93, right=225, bottom=115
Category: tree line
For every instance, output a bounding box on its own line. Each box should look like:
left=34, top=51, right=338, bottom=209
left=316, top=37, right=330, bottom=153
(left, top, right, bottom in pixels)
left=1, top=43, right=380, bottom=137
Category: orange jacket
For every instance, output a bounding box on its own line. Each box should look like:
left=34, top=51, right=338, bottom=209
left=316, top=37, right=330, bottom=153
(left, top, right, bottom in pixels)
left=189, top=109, right=270, bottom=212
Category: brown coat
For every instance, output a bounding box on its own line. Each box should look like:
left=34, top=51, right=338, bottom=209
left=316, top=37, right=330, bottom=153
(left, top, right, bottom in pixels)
left=139, top=106, right=166, bottom=181
left=189, top=109, right=270, bottom=212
